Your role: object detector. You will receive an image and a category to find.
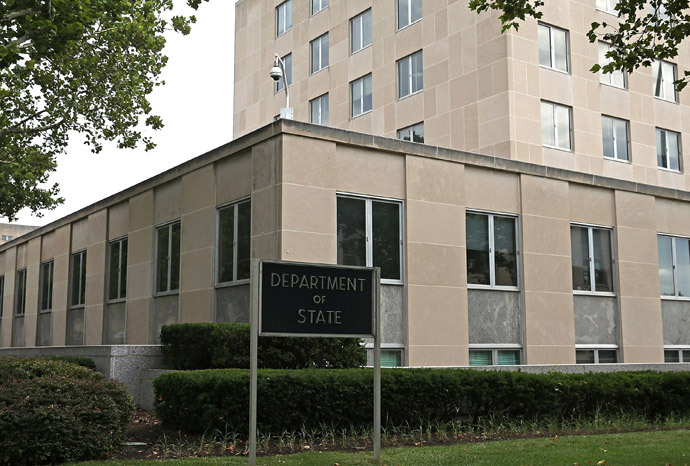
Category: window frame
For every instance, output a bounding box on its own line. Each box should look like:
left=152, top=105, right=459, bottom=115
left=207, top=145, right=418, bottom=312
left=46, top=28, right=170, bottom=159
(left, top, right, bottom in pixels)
left=541, top=100, right=573, bottom=151
left=310, top=33, right=329, bottom=74
left=216, top=198, right=252, bottom=287
left=275, top=53, right=292, bottom=93
left=601, top=115, right=630, bottom=162
left=664, top=346, right=690, bottom=363
left=14, top=269, right=27, bottom=316
left=657, top=233, right=690, bottom=299
left=155, top=220, right=181, bottom=296
left=310, top=93, right=329, bottom=126
left=653, top=59, right=678, bottom=103
left=575, top=345, right=619, bottom=364
left=0, top=275, right=4, bottom=318
left=276, top=0, right=292, bottom=37
left=350, top=9, right=372, bottom=55
left=70, top=250, right=87, bottom=308
left=468, top=344, right=522, bottom=366
left=336, top=193, right=404, bottom=285
left=538, top=23, right=570, bottom=73
left=466, top=209, right=520, bottom=291
left=397, top=50, right=423, bottom=99
left=350, top=73, right=373, bottom=118
left=598, top=42, right=627, bottom=89
left=108, top=236, right=128, bottom=302
left=39, top=260, right=54, bottom=312
left=571, top=223, right=616, bottom=296
left=596, top=0, right=619, bottom=14
left=656, top=127, right=682, bottom=172
left=397, top=0, right=422, bottom=30
left=311, top=0, right=328, bottom=16
left=397, top=122, right=424, bottom=143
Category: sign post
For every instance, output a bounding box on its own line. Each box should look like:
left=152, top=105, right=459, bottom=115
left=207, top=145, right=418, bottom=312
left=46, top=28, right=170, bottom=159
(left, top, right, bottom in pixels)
left=249, top=259, right=380, bottom=464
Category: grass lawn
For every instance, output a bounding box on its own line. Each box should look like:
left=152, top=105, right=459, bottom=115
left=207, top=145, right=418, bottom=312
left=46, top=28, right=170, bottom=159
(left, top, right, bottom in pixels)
left=74, top=429, right=690, bottom=465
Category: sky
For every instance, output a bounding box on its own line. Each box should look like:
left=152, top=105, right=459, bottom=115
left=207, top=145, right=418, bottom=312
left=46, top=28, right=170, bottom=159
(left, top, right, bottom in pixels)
left=12, top=1, right=237, bottom=226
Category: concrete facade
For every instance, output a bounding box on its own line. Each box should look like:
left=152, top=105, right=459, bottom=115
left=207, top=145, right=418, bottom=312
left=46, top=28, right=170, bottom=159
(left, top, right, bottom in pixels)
left=0, top=120, right=688, bottom=367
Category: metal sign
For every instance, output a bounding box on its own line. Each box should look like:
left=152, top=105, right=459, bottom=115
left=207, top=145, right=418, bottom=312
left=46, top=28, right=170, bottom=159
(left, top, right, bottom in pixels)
left=259, top=260, right=376, bottom=337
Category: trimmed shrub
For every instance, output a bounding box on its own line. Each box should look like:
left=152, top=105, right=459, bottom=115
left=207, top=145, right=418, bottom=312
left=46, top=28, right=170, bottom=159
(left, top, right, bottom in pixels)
left=0, top=357, right=134, bottom=465
left=160, top=323, right=366, bottom=370
left=46, top=355, right=97, bottom=370
left=154, top=368, right=690, bottom=435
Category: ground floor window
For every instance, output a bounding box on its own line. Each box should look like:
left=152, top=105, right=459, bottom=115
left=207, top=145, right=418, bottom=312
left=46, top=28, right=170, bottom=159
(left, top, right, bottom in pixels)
left=664, top=348, right=690, bottom=363
left=469, top=347, right=521, bottom=366
left=575, top=346, right=618, bottom=364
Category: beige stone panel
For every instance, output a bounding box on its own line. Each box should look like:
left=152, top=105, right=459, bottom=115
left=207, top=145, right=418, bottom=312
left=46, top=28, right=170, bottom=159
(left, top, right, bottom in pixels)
left=478, top=92, right=510, bottom=124
left=477, top=35, right=507, bottom=69
left=477, top=64, right=494, bottom=102
left=252, top=186, right=278, bottom=237
left=523, top=291, right=575, bottom=348
left=180, top=165, right=215, bottom=216
left=520, top=175, right=570, bottom=219
left=449, top=108, right=465, bottom=150
left=406, top=155, right=465, bottom=205
left=525, top=345, right=575, bottom=364
left=449, top=72, right=478, bottom=109
left=23, top=313, right=37, bottom=347
left=522, top=215, right=571, bottom=257
left=435, top=81, right=450, bottom=116
left=513, top=116, right=542, bottom=146
left=108, top=202, right=129, bottom=240
left=425, top=60, right=449, bottom=90
left=407, top=345, right=468, bottom=367
left=538, top=69, right=573, bottom=105
left=522, top=252, right=573, bottom=293
left=464, top=167, right=519, bottom=213
left=282, top=184, right=335, bottom=234
left=407, top=201, right=464, bottom=246
left=40, top=232, right=55, bottom=262
left=179, top=207, right=215, bottom=256
left=84, top=304, right=104, bottom=345
left=614, top=190, right=656, bottom=230
left=252, top=138, right=278, bottom=191
left=129, top=191, right=154, bottom=232
left=618, top=262, right=660, bottom=298
left=87, top=209, right=108, bottom=247
left=616, top=227, right=658, bottom=266
left=461, top=28, right=477, bottom=74
left=125, top=298, right=151, bottom=344
left=335, top=146, right=405, bottom=199
left=280, top=230, right=336, bottom=263
left=50, top=309, right=67, bottom=346
left=180, top=248, right=214, bottom=292
left=348, top=47, right=374, bottom=83
left=600, top=86, right=630, bottom=120
left=656, top=198, right=690, bottom=235
left=568, top=184, right=614, bottom=226
left=407, top=284, right=467, bottom=345
left=425, top=114, right=450, bottom=148
left=629, top=92, right=654, bottom=123
left=394, top=21, right=424, bottom=59
left=618, top=296, right=663, bottom=351
left=573, top=108, right=602, bottom=136
left=348, top=111, right=374, bottom=134
left=252, top=232, right=278, bottom=261
left=216, top=151, right=252, bottom=205
left=154, top=180, right=181, bottom=225
left=407, top=243, right=464, bottom=287
left=179, top=289, right=214, bottom=323
left=71, top=219, right=89, bottom=252
left=282, top=135, right=336, bottom=188
left=654, top=99, right=682, bottom=132
left=602, top=159, right=635, bottom=182
left=423, top=87, right=436, bottom=121
left=541, top=147, right=577, bottom=171
left=464, top=103, right=479, bottom=151
left=574, top=130, right=601, bottom=160
left=622, top=345, right=663, bottom=363
left=657, top=170, right=685, bottom=191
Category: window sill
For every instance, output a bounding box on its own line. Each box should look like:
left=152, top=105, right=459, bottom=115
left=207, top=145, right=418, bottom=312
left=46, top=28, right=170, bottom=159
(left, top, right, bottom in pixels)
left=467, top=285, right=520, bottom=292
left=154, top=291, right=179, bottom=298
left=68, top=305, right=85, bottom=310
left=596, top=8, right=618, bottom=16
left=276, top=29, right=291, bottom=38
left=658, top=166, right=682, bottom=174
left=542, top=144, right=573, bottom=153
left=573, top=291, right=616, bottom=297
left=539, top=65, right=570, bottom=75
left=310, top=66, right=328, bottom=76
left=311, top=7, right=328, bottom=16
left=351, top=109, right=372, bottom=120
left=398, top=89, right=423, bottom=101
left=603, top=156, right=631, bottom=164
left=107, top=298, right=127, bottom=304
left=381, top=279, right=404, bottom=286
left=661, top=295, right=690, bottom=301
left=351, top=44, right=372, bottom=56
left=654, top=96, right=679, bottom=105
left=38, top=309, right=52, bottom=314
left=216, top=279, right=251, bottom=289
left=396, top=18, right=422, bottom=32
left=600, top=81, right=627, bottom=91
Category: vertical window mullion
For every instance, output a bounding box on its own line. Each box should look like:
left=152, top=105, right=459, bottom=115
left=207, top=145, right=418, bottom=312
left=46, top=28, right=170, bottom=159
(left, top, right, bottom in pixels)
left=588, top=228, right=596, bottom=292
left=167, top=225, right=172, bottom=292
left=233, top=204, right=239, bottom=282
left=549, top=27, right=555, bottom=68
left=552, top=105, right=558, bottom=147
left=672, top=237, right=679, bottom=297
left=488, top=215, right=496, bottom=287
left=365, top=200, right=373, bottom=267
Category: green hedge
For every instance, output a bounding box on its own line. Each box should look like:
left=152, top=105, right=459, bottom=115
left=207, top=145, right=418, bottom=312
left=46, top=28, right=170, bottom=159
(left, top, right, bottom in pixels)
left=0, top=357, right=134, bottom=465
left=46, top=355, right=97, bottom=370
left=160, top=323, right=366, bottom=369
left=154, top=368, right=690, bottom=435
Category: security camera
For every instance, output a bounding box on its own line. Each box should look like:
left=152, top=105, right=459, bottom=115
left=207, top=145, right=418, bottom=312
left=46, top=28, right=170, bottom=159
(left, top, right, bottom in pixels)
left=269, top=65, right=283, bottom=82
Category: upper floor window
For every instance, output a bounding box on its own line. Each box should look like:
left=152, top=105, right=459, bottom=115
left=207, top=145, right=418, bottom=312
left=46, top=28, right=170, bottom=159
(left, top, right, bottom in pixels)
left=538, top=23, right=569, bottom=73
left=397, top=51, right=423, bottom=99
left=108, top=237, right=128, bottom=301
left=310, top=93, right=329, bottom=126
left=658, top=235, right=690, bottom=298
left=1, top=235, right=12, bottom=241
left=653, top=59, right=677, bottom=102
left=469, top=348, right=521, bottom=366
left=311, top=0, right=328, bottom=15
left=156, top=221, right=180, bottom=294
left=40, top=260, right=54, bottom=311
left=310, top=33, right=329, bottom=74
left=598, top=42, right=626, bottom=88
left=665, top=348, right=690, bottom=362
left=602, top=115, right=630, bottom=162
left=576, top=347, right=618, bottom=364
left=351, top=74, right=372, bottom=118
left=276, top=0, right=292, bottom=37
left=541, top=101, right=572, bottom=151
left=398, top=122, right=424, bottom=143
left=217, top=199, right=251, bottom=284
left=351, top=9, right=372, bottom=54
left=337, top=195, right=403, bottom=283
left=397, top=0, right=422, bottom=30
left=276, top=53, right=292, bottom=93
left=70, top=251, right=87, bottom=307
left=14, top=269, right=26, bottom=315
left=466, top=212, right=519, bottom=289
left=571, top=225, right=614, bottom=293
left=596, top=0, right=619, bottom=14
left=657, top=128, right=681, bottom=171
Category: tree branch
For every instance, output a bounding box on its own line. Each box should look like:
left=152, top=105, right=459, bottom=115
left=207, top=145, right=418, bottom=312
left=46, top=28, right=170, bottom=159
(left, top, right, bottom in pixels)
left=0, top=118, right=66, bottom=137
left=4, top=7, right=46, bottom=21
